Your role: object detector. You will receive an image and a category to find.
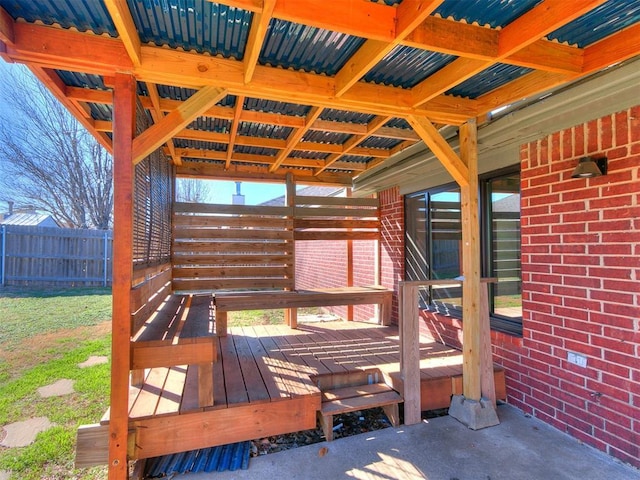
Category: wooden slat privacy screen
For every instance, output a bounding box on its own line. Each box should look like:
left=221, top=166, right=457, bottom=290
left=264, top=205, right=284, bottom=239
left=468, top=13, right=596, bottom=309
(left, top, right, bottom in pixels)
left=172, top=202, right=295, bottom=292
left=172, top=195, right=379, bottom=292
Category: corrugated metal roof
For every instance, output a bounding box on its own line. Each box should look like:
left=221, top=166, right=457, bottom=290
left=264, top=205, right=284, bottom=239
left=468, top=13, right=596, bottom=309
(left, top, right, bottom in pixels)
left=340, top=155, right=371, bottom=163
left=189, top=118, right=231, bottom=133
left=0, top=0, right=117, bottom=36
left=302, top=131, right=352, bottom=145
left=365, top=45, right=456, bottom=89
left=260, top=19, right=365, bottom=75
left=320, top=110, right=376, bottom=124
left=233, top=145, right=278, bottom=156
left=88, top=103, right=113, bottom=122
left=238, top=123, right=293, bottom=140
left=435, top=0, right=542, bottom=28
left=359, top=136, right=403, bottom=149
left=128, top=0, right=251, bottom=58
left=243, top=98, right=310, bottom=117
left=385, top=118, right=412, bottom=129
left=144, top=441, right=251, bottom=476
left=55, top=71, right=108, bottom=90
left=447, top=64, right=534, bottom=99
left=548, top=0, right=640, bottom=48
left=174, top=139, right=226, bottom=151
left=0, top=213, right=59, bottom=227
left=289, top=150, right=329, bottom=160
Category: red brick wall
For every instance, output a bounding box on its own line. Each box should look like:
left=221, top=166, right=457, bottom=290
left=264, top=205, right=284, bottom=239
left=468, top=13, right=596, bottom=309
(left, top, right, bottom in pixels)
left=295, top=239, right=377, bottom=321
left=379, top=187, right=405, bottom=323
left=417, top=106, right=640, bottom=468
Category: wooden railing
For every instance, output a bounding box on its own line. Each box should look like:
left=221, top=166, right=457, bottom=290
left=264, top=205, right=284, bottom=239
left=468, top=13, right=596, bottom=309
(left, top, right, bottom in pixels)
left=399, top=278, right=497, bottom=425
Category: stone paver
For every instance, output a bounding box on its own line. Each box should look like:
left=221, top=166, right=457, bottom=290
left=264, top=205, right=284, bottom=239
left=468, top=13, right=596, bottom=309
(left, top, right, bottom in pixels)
left=0, top=470, right=11, bottom=480
left=37, top=379, right=75, bottom=398
left=78, top=355, right=108, bottom=368
left=0, top=417, right=52, bottom=448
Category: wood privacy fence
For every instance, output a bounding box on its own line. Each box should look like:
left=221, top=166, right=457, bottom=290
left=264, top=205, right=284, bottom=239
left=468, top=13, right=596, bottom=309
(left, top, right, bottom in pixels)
left=0, top=225, right=112, bottom=287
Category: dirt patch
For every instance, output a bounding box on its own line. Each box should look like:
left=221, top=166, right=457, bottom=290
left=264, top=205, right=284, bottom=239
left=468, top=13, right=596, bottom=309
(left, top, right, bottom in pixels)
left=0, top=321, right=111, bottom=377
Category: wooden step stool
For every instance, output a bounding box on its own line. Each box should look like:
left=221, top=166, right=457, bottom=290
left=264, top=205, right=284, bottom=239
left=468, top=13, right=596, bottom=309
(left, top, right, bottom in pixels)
left=318, top=383, right=403, bottom=441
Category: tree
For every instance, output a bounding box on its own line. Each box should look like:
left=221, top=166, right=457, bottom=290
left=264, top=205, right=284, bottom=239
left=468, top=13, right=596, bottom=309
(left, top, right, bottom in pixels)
left=0, top=64, right=113, bottom=229
left=175, top=178, right=212, bottom=203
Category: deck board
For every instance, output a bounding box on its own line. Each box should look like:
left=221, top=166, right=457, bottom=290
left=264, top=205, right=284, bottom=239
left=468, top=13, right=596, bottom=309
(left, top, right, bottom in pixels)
left=127, top=319, right=504, bottom=421
left=118, top=319, right=507, bottom=460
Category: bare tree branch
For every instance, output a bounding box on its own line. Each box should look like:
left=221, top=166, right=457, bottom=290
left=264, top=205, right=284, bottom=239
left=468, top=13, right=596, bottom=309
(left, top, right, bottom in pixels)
left=0, top=65, right=113, bottom=229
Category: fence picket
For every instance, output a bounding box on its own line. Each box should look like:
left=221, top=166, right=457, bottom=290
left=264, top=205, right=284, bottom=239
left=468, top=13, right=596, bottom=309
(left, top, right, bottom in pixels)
left=0, top=225, right=113, bottom=287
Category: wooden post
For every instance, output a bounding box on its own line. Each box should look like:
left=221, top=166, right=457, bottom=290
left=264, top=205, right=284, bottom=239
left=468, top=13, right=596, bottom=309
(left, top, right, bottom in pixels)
left=400, top=282, right=421, bottom=425
left=346, top=188, right=354, bottom=321
left=459, top=119, right=481, bottom=402
left=109, top=73, right=136, bottom=480
left=284, top=173, right=297, bottom=328
left=480, top=282, right=496, bottom=406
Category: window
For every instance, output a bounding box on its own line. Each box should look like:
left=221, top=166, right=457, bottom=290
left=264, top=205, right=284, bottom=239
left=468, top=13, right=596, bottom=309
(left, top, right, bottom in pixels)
left=405, top=167, right=522, bottom=335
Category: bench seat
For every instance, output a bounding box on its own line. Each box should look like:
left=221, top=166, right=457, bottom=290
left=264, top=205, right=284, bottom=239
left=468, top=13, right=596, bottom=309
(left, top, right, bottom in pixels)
left=214, top=286, right=392, bottom=336
left=131, top=294, right=216, bottom=407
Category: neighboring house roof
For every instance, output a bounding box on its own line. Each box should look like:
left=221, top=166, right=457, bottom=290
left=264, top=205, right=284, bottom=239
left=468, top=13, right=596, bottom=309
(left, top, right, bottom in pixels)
left=260, top=185, right=344, bottom=206
left=0, top=213, right=60, bottom=228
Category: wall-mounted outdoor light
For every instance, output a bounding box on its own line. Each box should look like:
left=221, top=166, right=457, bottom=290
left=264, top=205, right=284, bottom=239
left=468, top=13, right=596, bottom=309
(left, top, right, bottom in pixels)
left=571, top=156, right=608, bottom=178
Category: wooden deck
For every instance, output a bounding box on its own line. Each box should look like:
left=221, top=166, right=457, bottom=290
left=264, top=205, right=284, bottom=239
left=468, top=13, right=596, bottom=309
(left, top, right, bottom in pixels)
left=113, top=320, right=505, bottom=460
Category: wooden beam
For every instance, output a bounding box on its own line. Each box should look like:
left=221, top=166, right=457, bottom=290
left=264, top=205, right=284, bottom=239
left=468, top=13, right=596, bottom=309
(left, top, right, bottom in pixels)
left=6, top=23, right=477, bottom=123
left=583, top=22, right=640, bottom=73
left=104, top=0, right=142, bottom=66
left=400, top=282, right=421, bottom=425
left=270, top=106, right=323, bottom=172
left=147, top=82, right=180, bottom=164
left=0, top=6, right=15, bottom=45
left=132, top=86, right=226, bottom=164
left=243, top=0, right=275, bottom=84
left=403, top=16, right=583, bottom=74
left=458, top=119, right=481, bottom=401
left=27, top=66, right=114, bottom=153
left=406, top=115, right=469, bottom=186
left=226, top=95, right=245, bottom=168
left=412, top=0, right=607, bottom=107
left=177, top=160, right=353, bottom=185
left=333, top=0, right=443, bottom=96
left=498, top=0, right=607, bottom=58
left=315, top=116, right=390, bottom=175
left=109, top=72, right=136, bottom=480
left=270, top=0, right=396, bottom=42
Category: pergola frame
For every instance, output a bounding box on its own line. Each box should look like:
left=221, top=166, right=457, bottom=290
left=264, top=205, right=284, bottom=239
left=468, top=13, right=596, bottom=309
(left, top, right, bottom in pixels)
left=1, top=2, right=640, bottom=478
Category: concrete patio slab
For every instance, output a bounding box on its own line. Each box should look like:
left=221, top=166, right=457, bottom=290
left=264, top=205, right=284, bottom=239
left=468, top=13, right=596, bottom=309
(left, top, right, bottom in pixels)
left=0, top=417, right=52, bottom=448
left=175, top=404, right=640, bottom=480
left=37, top=379, right=74, bottom=398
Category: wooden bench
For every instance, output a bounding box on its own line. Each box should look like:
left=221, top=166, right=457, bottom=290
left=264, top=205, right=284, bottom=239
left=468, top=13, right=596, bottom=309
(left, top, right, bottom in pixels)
left=318, top=383, right=402, bottom=441
left=214, top=286, right=393, bottom=336
left=131, top=293, right=217, bottom=407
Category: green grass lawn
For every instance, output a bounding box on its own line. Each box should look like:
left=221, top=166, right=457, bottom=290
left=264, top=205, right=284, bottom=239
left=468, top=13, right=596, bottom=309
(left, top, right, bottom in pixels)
left=0, top=287, right=112, bottom=480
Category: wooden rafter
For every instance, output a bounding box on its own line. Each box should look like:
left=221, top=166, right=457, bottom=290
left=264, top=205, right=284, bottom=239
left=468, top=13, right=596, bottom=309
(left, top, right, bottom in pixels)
left=226, top=95, right=245, bottom=169
left=315, top=116, right=391, bottom=176
left=243, top=0, right=275, bottom=84
left=147, top=83, right=180, bottom=165
left=410, top=0, right=609, bottom=107
left=104, top=0, right=141, bottom=66
left=132, top=86, right=227, bottom=164
left=269, top=107, right=323, bottom=173
left=0, top=1, right=638, bottom=181
left=334, top=0, right=443, bottom=97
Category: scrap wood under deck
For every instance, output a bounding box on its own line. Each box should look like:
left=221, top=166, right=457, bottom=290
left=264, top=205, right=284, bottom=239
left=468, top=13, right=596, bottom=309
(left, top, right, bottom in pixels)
left=82, top=320, right=505, bottom=463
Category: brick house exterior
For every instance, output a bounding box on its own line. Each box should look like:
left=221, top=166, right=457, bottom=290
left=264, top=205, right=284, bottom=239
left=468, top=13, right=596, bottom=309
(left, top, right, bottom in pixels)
left=299, top=106, right=640, bottom=468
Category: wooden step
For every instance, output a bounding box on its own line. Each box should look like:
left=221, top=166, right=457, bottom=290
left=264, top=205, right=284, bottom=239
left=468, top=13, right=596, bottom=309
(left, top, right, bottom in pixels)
left=318, top=383, right=402, bottom=441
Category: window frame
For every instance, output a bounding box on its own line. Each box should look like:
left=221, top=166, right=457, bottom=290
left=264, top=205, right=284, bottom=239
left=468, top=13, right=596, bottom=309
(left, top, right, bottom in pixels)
left=404, top=165, right=522, bottom=336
